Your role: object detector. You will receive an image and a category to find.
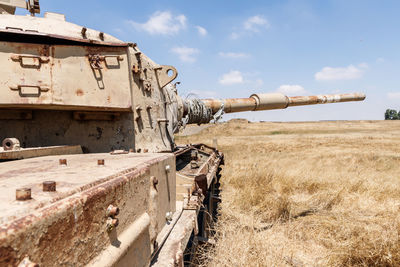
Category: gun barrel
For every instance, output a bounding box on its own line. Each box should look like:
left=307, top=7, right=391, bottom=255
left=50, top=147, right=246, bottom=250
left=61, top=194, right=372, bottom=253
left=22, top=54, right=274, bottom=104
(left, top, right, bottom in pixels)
left=202, top=92, right=366, bottom=114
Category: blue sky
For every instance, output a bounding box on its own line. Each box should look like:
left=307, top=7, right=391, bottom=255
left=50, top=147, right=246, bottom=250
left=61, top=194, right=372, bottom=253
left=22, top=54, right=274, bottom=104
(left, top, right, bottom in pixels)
left=19, top=0, right=400, bottom=121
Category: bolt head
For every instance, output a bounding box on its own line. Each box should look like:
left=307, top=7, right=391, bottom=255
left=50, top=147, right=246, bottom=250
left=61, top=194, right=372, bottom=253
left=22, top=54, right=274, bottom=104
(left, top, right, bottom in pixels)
left=106, top=205, right=119, bottom=217
left=43, top=181, right=56, bottom=192
left=106, top=217, right=119, bottom=232
left=16, top=188, right=31, bottom=201
left=166, top=212, right=173, bottom=222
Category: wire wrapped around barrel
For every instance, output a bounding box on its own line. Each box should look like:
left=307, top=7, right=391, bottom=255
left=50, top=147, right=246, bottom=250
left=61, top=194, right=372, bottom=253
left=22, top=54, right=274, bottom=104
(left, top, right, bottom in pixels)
left=184, top=99, right=213, bottom=124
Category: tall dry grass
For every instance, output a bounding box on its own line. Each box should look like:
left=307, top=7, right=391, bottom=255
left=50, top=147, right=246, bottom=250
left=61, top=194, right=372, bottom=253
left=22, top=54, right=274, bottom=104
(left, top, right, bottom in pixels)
left=176, top=120, right=400, bottom=266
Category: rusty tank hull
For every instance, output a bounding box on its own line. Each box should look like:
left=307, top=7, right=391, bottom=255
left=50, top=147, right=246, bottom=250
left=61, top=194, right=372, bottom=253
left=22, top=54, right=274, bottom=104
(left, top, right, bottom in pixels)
left=0, top=1, right=365, bottom=266
left=0, top=144, right=223, bottom=266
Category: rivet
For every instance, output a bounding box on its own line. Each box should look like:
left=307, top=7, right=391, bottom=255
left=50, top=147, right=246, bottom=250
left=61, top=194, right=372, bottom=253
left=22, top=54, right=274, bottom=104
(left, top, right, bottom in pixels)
left=98, top=159, right=105, bottom=166
left=43, top=181, right=56, bottom=192
left=166, top=212, right=173, bottom=222
left=106, top=217, right=119, bottom=232
left=16, top=188, right=31, bottom=201
left=59, top=159, right=67, bottom=165
left=165, top=165, right=171, bottom=173
left=106, top=205, right=120, bottom=217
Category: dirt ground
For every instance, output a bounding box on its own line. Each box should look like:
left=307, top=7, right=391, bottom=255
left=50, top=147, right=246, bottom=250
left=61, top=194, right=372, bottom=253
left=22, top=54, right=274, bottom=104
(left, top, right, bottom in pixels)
left=176, top=120, right=400, bottom=267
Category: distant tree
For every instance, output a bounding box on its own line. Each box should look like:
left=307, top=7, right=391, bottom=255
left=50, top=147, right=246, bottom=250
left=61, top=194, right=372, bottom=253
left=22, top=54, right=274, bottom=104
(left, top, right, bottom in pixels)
left=385, top=109, right=399, bottom=120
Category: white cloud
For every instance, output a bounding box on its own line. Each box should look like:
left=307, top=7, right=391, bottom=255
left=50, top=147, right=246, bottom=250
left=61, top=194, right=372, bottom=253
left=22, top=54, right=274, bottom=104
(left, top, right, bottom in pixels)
left=230, top=15, right=270, bottom=39
left=170, top=46, right=199, bottom=63
left=276, top=85, right=307, bottom=95
left=219, top=70, right=244, bottom=85
left=196, top=26, right=207, bottom=36
left=230, top=32, right=240, bottom=40
left=376, top=57, right=385, bottom=63
left=218, top=52, right=250, bottom=59
left=244, top=15, right=270, bottom=32
left=388, top=92, right=400, bottom=99
left=358, top=62, right=369, bottom=69
left=128, top=11, right=186, bottom=35
left=315, top=64, right=366, bottom=81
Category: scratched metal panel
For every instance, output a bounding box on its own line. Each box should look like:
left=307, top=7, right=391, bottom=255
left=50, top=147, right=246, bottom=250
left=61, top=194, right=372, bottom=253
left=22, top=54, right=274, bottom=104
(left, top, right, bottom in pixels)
left=0, top=42, right=132, bottom=111
left=51, top=45, right=132, bottom=111
left=0, top=42, right=53, bottom=106
left=0, top=152, right=176, bottom=266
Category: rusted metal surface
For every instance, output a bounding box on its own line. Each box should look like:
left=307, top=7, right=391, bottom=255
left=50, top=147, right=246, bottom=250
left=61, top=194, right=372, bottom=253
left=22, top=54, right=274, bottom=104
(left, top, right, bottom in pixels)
left=0, top=28, right=129, bottom=47
left=0, top=111, right=138, bottom=153
left=0, top=145, right=82, bottom=160
left=42, top=181, right=56, bottom=192
left=202, top=92, right=366, bottom=115
left=287, top=93, right=366, bottom=106
left=152, top=209, right=198, bottom=267
left=0, top=40, right=180, bottom=152
left=2, top=137, right=20, bottom=151
left=0, top=152, right=176, bottom=266
left=0, top=0, right=40, bottom=16
left=15, top=188, right=31, bottom=201
left=154, top=154, right=222, bottom=265
left=73, top=111, right=121, bottom=121
left=174, top=146, right=193, bottom=157
left=0, top=110, right=32, bottom=120
left=153, top=145, right=223, bottom=266
left=106, top=205, right=120, bottom=217
left=202, top=97, right=256, bottom=114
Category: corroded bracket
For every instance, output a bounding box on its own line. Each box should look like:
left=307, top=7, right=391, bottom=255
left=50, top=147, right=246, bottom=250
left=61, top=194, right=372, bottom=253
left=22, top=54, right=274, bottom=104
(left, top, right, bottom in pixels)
left=155, top=65, right=178, bottom=89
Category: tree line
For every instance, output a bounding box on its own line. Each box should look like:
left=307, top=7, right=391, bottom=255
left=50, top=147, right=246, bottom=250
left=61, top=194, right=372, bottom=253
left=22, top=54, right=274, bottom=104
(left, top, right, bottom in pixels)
left=385, top=109, right=400, bottom=120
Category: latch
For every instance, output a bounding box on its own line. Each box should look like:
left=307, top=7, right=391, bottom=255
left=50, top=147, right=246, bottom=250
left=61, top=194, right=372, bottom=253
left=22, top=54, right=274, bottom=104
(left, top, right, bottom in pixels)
left=11, top=54, right=49, bottom=68
left=88, top=55, right=124, bottom=69
left=10, top=85, right=49, bottom=97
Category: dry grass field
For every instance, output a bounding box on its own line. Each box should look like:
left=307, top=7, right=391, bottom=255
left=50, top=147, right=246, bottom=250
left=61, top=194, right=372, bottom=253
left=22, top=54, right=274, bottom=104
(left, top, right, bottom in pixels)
left=176, top=120, right=400, bottom=267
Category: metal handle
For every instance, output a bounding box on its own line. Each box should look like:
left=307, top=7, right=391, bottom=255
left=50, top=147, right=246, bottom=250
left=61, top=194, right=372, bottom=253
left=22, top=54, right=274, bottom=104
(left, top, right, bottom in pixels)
left=10, top=85, right=49, bottom=97
left=11, top=54, right=49, bottom=68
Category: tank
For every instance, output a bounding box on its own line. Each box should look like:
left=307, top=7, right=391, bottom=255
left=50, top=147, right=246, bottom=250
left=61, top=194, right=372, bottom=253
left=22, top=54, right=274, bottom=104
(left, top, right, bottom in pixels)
left=0, top=1, right=366, bottom=266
